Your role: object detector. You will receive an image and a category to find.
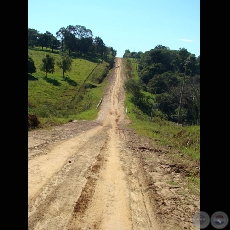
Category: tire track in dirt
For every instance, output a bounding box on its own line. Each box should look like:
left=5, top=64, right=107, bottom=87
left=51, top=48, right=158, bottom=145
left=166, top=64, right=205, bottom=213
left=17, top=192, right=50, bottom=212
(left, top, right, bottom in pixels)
left=28, top=124, right=106, bottom=207
left=65, top=58, right=132, bottom=229
left=64, top=58, right=161, bottom=230
left=28, top=58, right=162, bottom=230
left=28, top=125, right=110, bottom=230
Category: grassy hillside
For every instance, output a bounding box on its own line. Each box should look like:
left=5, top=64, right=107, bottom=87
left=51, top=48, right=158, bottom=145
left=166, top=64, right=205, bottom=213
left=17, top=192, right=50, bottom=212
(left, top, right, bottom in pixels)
left=123, top=58, right=200, bottom=157
left=28, top=48, right=112, bottom=127
left=123, top=58, right=200, bottom=193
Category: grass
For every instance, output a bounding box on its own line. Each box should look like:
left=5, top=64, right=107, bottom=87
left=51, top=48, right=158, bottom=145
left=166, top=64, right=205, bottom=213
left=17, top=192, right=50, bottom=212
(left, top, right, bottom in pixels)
left=187, top=176, right=200, bottom=195
left=123, top=57, right=200, bottom=197
left=123, top=59, right=200, bottom=162
left=167, top=181, right=180, bottom=186
left=125, top=92, right=200, bottom=161
left=28, top=48, right=111, bottom=128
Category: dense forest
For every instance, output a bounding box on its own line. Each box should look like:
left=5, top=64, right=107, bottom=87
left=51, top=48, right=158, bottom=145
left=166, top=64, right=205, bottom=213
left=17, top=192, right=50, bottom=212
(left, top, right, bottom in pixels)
left=123, top=46, right=200, bottom=125
left=28, top=25, right=200, bottom=126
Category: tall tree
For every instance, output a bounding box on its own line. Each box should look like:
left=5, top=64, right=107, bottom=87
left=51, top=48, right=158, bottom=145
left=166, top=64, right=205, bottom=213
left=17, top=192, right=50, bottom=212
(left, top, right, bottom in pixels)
left=50, top=35, right=61, bottom=52
left=110, top=47, right=117, bottom=57
left=78, top=37, right=93, bottom=56
left=94, top=36, right=106, bottom=57
left=37, top=31, right=55, bottom=50
left=56, top=54, right=73, bottom=78
left=64, top=32, right=76, bottom=55
left=28, top=28, right=39, bottom=48
left=173, top=48, right=191, bottom=73
left=74, top=25, right=93, bottom=39
left=123, top=49, right=131, bottom=58
left=37, top=33, right=46, bottom=50
left=40, top=54, right=55, bottom=78
left=56, top=27, right=66, bottom=51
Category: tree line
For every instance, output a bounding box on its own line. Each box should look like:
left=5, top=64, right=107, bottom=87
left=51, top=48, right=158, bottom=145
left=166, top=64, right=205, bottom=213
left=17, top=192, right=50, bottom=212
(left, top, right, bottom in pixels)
left=28, top=25, right=200, bottom=125
left=28, top=25, right=117, bottom=70
left=123, top=45, right=200, bottom=125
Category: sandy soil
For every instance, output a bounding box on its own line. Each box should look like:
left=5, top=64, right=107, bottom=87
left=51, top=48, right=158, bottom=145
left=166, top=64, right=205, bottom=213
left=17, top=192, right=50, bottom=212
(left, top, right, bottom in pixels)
left=28, top=58, right=200, bottom=230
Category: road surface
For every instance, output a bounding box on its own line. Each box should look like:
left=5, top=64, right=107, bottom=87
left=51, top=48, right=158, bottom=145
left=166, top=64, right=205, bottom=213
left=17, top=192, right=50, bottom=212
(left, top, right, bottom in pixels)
left=28, top=58, right=199, bottom=230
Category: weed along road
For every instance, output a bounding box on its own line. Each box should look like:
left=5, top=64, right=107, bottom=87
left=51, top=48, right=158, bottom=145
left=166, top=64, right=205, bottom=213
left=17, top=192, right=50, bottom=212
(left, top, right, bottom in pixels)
left=28, top=58, right=199, bottom=230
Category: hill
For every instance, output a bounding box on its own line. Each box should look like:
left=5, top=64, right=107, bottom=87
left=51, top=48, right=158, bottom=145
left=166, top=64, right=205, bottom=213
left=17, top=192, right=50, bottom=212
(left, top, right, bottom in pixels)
left=28, top=48, right=113, bottom=128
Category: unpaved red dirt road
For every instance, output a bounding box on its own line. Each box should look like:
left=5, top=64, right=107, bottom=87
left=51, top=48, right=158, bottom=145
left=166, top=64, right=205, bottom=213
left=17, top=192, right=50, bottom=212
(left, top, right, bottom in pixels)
left=28, top=58, right=199, bottom=230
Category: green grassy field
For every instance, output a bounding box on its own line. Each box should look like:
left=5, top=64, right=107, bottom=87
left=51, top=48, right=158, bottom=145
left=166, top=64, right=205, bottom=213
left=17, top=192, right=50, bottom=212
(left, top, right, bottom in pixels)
left=28, top=48, right=111, bottom=127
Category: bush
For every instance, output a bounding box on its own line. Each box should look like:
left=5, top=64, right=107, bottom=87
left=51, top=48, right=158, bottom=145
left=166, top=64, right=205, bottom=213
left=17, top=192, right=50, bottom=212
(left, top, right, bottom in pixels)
left=28, top=55, right=36, bottom=74
left=28, top=114, right=40, bottom=129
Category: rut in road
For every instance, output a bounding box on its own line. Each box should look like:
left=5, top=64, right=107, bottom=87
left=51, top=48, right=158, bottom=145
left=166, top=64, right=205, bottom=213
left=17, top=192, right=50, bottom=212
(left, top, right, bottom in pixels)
left=28, top=58, right=161, bottom=230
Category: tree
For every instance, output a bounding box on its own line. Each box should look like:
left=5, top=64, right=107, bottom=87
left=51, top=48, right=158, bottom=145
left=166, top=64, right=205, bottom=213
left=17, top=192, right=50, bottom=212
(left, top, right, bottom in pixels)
left=94, top=36, right=106, bottom=57
left=37, top=33, right=46, bottom=50
left=56, top=27, right=66, bottom=51
left=188, top=54, right=200, bottom=76
left=147, top=74, right=168, bottom=94
left=56, top=54, right=73, bottom=78
left=104, top=47, right=117, bottom=68
left=37, top=31, right=53, bottom=50
left=28, top=55, right=36, bottom=74
left=181, top=75, right=200, bottom=124
left=40, top=54, right=55, bottom=77
left=56, top=25, right=94, bottom=56
left=172, top=48, right=191, bottom=73
left=28, top=28, right=39, bottom=48
left=49, top=36, right=61, bottom=52
left=147, top=72, right=180, bottom=94
left=123, top=49, right=131, bottom=58
left=125, top=78, right=144, bottom=104
left=74, top=25, right=93, bottom=39
left=139, top=63, right=164, bottom=84
left=64, top=32, right=77, bottom=55
left=78, top=37, right=93, bottom=56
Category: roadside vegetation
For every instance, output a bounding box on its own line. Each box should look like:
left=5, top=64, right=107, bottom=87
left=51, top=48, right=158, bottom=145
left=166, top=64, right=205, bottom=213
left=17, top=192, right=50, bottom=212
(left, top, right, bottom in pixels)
left=28, top=48, right=113, bottom=128
left=123, top=56, right=200, bottom=196
left=123, top=57, right=200, bottom=158
left=28, top=25, right=117, bottom=129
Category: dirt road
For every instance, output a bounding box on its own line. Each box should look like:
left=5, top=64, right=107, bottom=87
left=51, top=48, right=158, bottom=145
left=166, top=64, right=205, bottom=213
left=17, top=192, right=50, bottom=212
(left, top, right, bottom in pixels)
left=28, top=58, right=199, bottom=230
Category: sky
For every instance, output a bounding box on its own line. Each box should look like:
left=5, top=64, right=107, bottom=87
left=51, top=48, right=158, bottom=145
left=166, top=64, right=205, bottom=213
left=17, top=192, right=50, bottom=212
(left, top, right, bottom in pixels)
left=28, top=0, right=200, bottom=58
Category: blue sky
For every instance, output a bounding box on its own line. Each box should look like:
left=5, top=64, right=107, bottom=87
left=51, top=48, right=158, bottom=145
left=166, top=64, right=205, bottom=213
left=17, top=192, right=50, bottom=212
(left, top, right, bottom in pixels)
left=28, top=0, right=200, bottom=58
